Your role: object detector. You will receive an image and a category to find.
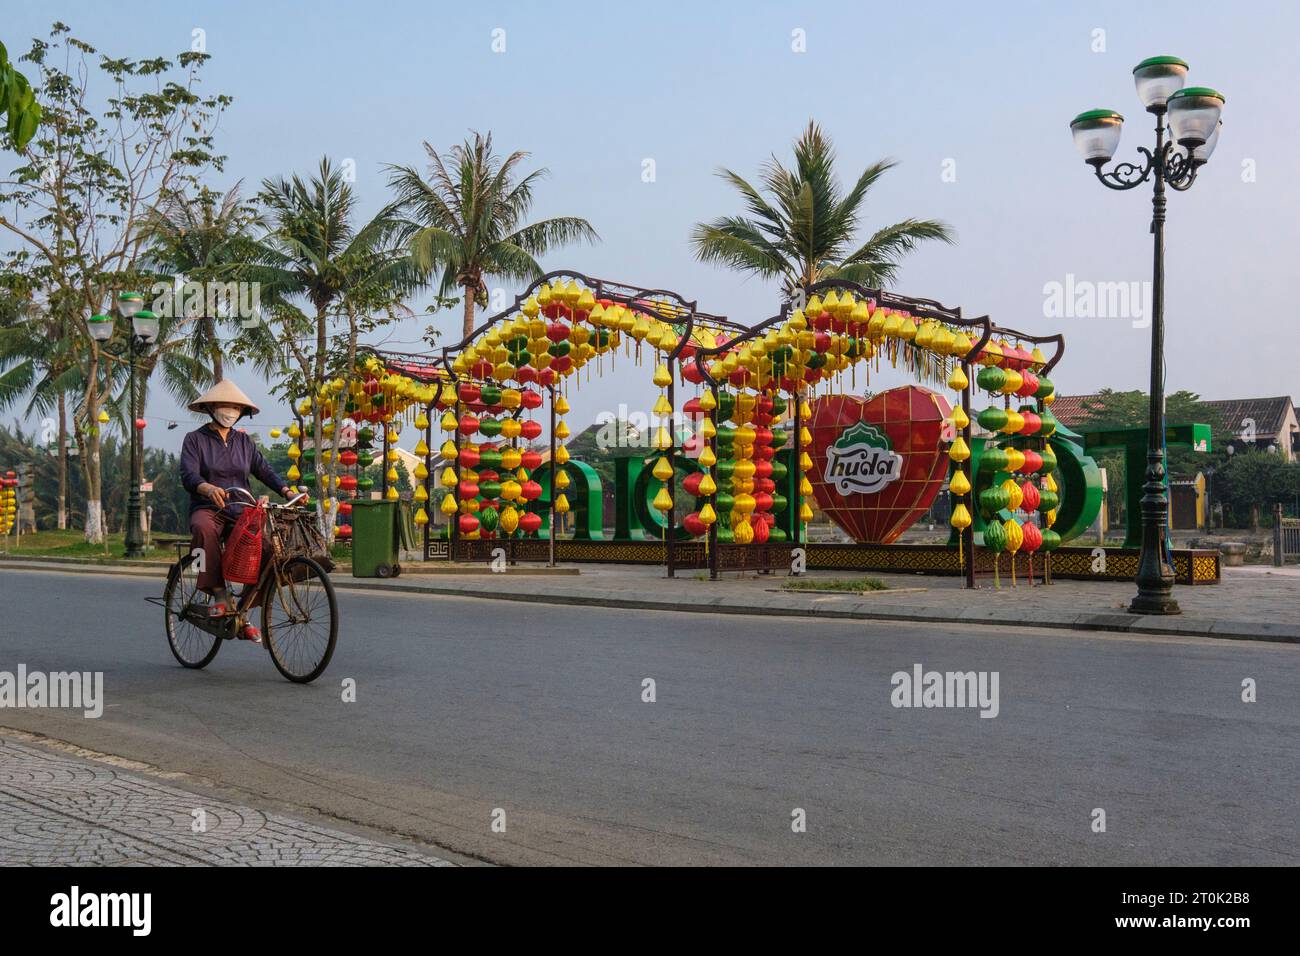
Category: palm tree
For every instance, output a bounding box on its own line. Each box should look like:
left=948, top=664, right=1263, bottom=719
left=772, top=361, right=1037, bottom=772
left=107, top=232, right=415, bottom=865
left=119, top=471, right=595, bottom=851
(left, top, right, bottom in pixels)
left=138, top=183, right=257, bottom=381
left=387, top=131, right=598, bottom=339
left=234, top=158, right=422, bottom=530
left=691, top=121, right=954, bottom=297
left=0, top=293, right=84, bottom=529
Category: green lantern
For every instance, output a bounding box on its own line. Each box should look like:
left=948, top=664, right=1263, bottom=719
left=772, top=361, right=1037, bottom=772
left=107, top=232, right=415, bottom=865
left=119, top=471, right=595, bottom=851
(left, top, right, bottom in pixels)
left=978, top=407, right=1009, bottom=432
left=980, top=446, right=1009, bottom=473
left=982, top=519, right=1007, bottom=553
left=479, top=417, right=503, bottom=438
left=976, top=366, right=1006, bottom=393
left=1039, top=528, right=1062, bottom=552
left=979, top=485, right=1010, bottom=517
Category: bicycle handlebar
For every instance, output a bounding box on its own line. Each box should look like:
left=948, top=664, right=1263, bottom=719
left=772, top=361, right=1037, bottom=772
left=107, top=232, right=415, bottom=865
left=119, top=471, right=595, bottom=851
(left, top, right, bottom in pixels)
left=223, top=487, right=309, bottom=511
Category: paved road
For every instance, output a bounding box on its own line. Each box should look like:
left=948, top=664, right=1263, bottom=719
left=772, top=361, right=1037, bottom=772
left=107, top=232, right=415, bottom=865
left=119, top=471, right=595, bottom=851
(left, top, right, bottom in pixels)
left=0, top=567, right=1296, bottom=865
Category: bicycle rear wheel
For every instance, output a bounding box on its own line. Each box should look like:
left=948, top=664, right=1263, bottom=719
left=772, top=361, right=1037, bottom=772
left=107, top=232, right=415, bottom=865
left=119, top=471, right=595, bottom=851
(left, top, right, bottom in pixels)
left=164, top=555, right=222, bottom=669
left=262, top=556, right=338, bottom=684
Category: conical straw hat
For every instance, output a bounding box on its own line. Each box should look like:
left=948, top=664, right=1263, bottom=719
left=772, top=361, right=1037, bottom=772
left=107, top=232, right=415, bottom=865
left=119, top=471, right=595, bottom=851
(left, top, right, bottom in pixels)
left=188, top=379, right=260, bottom=416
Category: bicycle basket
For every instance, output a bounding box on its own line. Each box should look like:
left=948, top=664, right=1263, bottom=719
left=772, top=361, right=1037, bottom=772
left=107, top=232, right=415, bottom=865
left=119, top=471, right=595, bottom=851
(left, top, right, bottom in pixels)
left=275, top=509, right=336, bottom=573
left=224, top=503, right=266, bottom=585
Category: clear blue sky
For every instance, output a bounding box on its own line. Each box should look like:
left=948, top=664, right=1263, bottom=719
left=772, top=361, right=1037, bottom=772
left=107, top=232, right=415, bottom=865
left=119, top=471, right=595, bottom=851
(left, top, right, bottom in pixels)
left=6, top=0, right=1299, bottom=452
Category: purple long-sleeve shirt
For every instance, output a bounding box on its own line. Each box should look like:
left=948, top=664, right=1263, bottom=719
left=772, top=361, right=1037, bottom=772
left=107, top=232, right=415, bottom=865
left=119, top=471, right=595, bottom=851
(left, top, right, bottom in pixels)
left=179, top=423, right=287, bottom=515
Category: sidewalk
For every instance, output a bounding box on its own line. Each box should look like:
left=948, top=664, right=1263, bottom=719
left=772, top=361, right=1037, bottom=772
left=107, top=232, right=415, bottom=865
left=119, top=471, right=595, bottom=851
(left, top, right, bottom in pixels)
left=0, top=731, right=454, bottom=866
left=2, top=553, right=1298, bottom=644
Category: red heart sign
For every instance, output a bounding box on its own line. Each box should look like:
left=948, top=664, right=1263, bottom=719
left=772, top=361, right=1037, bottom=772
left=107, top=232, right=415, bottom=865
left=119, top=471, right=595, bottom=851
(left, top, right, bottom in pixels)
left=807, top=386, right=952, bottom=543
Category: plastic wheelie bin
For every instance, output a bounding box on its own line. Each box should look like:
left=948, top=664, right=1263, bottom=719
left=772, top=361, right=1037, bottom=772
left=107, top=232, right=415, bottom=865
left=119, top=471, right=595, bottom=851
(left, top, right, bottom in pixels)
left=350, top=499, right=401, bottom=577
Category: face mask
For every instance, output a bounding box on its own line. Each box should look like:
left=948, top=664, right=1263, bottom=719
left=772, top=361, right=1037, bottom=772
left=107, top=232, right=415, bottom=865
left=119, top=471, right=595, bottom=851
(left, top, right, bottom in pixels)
left=212, top=406, right=241, bottom=428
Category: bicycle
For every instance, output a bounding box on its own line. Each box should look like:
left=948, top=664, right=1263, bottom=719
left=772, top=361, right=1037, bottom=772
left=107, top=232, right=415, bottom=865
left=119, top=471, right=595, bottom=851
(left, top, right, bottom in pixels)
left=150, top=488, right=339, bottom=684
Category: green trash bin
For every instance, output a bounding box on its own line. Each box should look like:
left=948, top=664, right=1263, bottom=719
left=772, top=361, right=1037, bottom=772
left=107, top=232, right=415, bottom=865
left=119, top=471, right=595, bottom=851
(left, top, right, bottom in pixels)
left=350, top=499, right=401, bottom=578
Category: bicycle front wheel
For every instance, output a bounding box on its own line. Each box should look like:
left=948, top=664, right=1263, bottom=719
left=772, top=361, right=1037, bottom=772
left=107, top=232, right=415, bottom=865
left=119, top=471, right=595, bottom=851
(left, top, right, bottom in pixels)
left=262, top=556, right=338, bottom=684
left=164, top=555, right=222, bottom=669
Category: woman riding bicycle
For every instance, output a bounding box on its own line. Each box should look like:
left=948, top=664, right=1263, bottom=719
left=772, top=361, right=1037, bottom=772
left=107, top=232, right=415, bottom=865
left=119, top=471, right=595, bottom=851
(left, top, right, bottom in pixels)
left=179, top=380, right=291, bottom=645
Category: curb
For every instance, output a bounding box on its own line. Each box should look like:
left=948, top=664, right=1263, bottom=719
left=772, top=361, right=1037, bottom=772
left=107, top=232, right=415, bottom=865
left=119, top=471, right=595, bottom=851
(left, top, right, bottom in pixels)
left=2, top=557, right=1297, bottom=645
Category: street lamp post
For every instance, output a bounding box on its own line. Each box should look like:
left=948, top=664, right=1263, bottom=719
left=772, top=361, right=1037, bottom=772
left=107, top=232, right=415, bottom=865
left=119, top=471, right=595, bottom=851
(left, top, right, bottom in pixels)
left=1070, top=56, right=1225, bottom=616
left=92, top=294, right=159, bottom=558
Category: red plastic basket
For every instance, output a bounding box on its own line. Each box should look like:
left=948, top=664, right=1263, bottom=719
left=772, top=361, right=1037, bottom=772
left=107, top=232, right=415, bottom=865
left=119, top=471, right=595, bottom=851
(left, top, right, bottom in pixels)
left=223, top=503, right=265, bottom=585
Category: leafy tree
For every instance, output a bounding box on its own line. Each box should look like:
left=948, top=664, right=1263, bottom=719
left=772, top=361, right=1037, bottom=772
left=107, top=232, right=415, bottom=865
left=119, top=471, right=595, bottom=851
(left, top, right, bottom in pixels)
left=1216, top=451, right=1300, bottom=530
left=0, top=23, right=231, bottom=541
left=691, top=121, right=953, bottom=296
left=387, top=131, right=598, bottom=339
left=0, top=40, right=41, bottom=149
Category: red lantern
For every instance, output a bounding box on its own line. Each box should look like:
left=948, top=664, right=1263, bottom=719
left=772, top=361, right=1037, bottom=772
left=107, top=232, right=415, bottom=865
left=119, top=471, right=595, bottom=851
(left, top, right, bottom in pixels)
left=519, top=480, right=542, bottom=501
left=1019, top=411, right=1042, bottom=435
left=1019, top=449, right=1043, bottom=474
left=520, top=390, right=543, bottom=410
left=683, top=512, right=707, bottom=536
left=683, top=472, right=705, bottom=497
left=339, top=475, right=357, bottom=492
left=458, top=414, right=480, bottom=435
left=682, top=363, right=705, bottom=385
left=520, top=420, right=543, bottom=441
left=457, top=383, right=481, bottom=404
left=753, top=518, right=771, bottom=543
left=520, top=450, right=543, bottom=470
left=340, top=449, right=358, bottom=467
left=519, top=511, right=543, bottom=533
left=458, top=481, right=480, bottom=499
left=134, top=418, right=147, bottom=430
left=336, top=523, right=352, bottom=538
left=546, top=321, right=570, bottom=343
left=458, top=446, right=481, bottom=468
left=515, top=366, right=537, bottom=384
left=1021, top=521, right=1043, bottom=553
left=458, top=514, right=480, bottom=534
left=338, top=501, right=352, bottom=516
left=1020, top=481, right=1041, bottom=512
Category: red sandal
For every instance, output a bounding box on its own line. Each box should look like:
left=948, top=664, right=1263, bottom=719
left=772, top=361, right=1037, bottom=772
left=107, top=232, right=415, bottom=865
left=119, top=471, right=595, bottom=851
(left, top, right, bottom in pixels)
left=239, top=623, right=263, bottom=645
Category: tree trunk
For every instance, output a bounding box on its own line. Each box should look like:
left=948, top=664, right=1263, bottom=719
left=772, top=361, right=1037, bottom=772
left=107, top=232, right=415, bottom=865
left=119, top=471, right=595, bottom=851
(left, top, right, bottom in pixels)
left=206, top=315, right=223, bottom=380
left=83, top=429, right=104, bottom=545
left=462, top=285, right=476, bottom=340
left=56, top=394, right=68, bottom=530
left=81, top=367, right=106, bottom=546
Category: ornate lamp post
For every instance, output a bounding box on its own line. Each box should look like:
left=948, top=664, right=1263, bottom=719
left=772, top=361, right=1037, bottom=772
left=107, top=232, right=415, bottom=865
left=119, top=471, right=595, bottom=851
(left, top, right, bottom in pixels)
left=1069, top=56, right=1224, bottom=615
left=93, top=294, right=159, bottom=558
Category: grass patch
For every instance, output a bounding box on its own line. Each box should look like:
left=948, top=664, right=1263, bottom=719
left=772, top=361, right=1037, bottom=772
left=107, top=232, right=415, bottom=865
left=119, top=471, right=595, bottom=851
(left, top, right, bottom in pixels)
left=0, top=529, right=180, bottom=560
left=782, top=576, right=889, bottom=593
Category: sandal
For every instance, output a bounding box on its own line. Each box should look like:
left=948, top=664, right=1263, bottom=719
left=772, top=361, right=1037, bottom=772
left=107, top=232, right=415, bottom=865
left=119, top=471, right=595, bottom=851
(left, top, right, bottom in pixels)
left=238, top=623, right=263, bottom=645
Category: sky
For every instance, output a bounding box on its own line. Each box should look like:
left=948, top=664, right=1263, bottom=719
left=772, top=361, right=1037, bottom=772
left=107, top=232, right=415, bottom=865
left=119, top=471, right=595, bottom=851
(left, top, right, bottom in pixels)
left=4, top=0, right=1299, bottom=453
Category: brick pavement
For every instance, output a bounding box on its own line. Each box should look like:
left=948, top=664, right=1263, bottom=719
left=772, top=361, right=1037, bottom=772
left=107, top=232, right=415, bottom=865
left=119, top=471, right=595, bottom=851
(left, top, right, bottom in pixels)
left=0, top=735, right=453, bottom=866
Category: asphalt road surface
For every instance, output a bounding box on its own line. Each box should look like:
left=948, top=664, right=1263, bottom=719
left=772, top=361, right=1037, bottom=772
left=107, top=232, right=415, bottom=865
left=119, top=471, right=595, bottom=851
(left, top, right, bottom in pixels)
left=1, top=567, right=1296, bottom=865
